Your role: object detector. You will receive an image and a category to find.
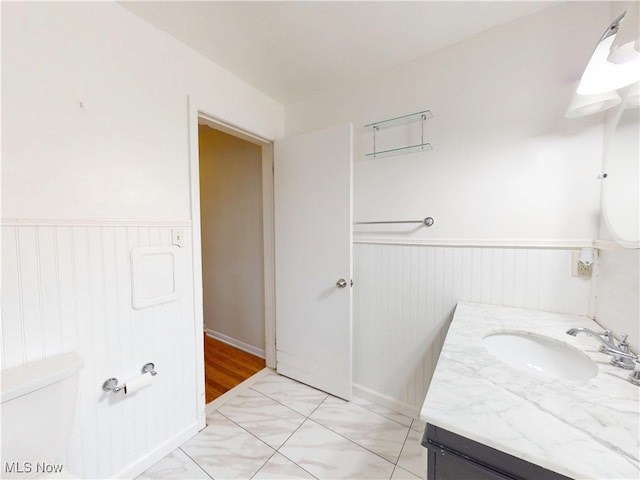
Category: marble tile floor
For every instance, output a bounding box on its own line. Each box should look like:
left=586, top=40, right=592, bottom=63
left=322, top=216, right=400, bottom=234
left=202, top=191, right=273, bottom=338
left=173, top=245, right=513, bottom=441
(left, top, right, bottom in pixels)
left=138, top=370, right=428, bottom=480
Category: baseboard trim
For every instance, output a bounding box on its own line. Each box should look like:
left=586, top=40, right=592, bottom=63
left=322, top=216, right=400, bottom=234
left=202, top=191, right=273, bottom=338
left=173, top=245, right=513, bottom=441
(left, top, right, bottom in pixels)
left=113, top=421, right=200, bottom=479
left=205, top=329, right=266, bottom=359
left=353, top=383, right=420, bottom=419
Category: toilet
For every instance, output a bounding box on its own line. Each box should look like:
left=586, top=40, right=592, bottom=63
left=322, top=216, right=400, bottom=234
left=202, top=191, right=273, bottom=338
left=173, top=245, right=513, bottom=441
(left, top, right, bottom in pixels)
left=1, top=352, right=83, bottom=479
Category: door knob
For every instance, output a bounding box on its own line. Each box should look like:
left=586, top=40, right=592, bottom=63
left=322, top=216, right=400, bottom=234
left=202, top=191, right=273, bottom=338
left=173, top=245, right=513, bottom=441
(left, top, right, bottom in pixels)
left=336, top=279, right=348, bottom=288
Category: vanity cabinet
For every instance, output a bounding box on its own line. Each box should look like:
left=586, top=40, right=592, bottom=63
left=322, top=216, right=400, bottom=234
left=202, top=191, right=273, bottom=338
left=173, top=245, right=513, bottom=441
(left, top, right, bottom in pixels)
left=422, top=424, right=572, bottom=480
left=420, top=303, right=639, bottom=480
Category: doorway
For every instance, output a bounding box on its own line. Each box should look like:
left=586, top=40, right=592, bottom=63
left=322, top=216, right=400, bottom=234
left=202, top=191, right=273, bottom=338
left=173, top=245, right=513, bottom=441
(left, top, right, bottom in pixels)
left=198, top=124, right=266, bottom=403
left=188, top=99, right=277, bottom=427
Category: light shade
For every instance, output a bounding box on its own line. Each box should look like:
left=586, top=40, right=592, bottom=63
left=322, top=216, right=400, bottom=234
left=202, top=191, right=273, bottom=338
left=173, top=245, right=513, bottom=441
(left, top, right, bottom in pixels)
left=608, top=2, right=639, bottom=65
left=608, top=40, right=640, bottom=65
left=565, top=89, right=621, bottom=118
left=576, top=34, right=640, bottom=95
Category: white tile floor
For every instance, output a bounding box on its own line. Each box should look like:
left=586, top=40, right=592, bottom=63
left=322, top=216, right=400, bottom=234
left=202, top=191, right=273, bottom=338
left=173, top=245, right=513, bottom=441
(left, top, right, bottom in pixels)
left=138, top=370, right=428, bottom=479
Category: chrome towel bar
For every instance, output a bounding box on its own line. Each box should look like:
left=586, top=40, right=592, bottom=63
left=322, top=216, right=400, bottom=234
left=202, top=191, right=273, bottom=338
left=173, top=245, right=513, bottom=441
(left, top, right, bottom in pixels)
left=354, top=217, right=434, bottom=227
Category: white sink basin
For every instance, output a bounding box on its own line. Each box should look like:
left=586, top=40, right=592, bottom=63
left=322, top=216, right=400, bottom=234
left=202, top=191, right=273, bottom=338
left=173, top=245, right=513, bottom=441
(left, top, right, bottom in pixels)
left=482, top=331, right=598, bottom=381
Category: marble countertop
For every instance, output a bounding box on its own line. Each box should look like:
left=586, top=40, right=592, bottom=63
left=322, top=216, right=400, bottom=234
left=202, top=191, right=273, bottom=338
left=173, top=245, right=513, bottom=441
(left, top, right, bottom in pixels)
left=420, top=302, right=639, bottom=480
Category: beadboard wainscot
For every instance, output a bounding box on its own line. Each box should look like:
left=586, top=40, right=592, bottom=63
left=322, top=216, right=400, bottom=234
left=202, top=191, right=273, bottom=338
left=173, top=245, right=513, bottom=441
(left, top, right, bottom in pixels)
left=352, top=236, right=595, bottom=417
left=1, top=219, right=200, bottom=479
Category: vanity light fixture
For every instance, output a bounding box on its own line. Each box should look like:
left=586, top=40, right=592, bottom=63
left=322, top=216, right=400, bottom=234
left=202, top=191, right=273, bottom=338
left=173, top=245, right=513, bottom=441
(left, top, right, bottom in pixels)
left=576, top=12, right=639, bottom=96
left=565, top=10, right=640, bottom=118
left=607, top=3, right=640, bottom=66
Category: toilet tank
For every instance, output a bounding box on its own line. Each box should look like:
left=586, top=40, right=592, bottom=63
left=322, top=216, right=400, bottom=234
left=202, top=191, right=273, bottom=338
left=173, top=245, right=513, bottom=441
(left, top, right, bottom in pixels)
left=1, top=353, right=83, bottom=478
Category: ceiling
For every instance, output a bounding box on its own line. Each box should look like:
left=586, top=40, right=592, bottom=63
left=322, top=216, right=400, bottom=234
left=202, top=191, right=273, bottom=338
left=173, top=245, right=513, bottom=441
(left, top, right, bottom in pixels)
left=121, top=1, right=562, bottom=105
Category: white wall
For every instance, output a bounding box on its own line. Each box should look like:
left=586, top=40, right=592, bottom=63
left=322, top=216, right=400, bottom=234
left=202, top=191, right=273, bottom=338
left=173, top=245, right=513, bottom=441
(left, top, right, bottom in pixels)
left=287, top=1, right=610, bottom=242
left=595, top=94, right=640, bottom=353
left=286, top=1, right=612, bottom=413
left=1, top=1, right=284, bottom=221
left=595, top=247, right=640, bottom=353
left=199, top=126, right=265, bottom=354
left=1, top=2, right=284, bottom=478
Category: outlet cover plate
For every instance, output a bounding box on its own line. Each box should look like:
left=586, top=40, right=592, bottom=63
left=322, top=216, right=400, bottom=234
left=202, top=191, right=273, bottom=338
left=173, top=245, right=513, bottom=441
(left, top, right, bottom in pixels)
left=571, top=251, right=593, bottom=277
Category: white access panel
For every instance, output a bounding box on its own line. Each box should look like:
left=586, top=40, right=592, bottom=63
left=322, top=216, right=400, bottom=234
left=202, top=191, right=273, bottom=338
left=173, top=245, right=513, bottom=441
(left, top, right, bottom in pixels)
left=131, top=246, right=180, bottom=309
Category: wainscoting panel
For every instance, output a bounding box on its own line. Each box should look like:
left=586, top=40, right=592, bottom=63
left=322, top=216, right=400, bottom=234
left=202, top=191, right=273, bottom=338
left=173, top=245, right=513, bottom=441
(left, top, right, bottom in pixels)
left=353, top=243, right=592, bottom=414
left=1, top=223, right=198, bottom=479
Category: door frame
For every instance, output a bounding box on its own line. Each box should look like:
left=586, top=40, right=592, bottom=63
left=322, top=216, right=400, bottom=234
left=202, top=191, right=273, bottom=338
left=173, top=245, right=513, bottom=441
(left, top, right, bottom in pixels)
left=187, top=96, right=276, bottom=428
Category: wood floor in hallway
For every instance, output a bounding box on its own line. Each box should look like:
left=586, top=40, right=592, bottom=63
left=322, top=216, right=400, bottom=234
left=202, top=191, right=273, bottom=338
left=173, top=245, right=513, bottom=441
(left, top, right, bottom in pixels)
left=204, top=334, right=266, bottom=403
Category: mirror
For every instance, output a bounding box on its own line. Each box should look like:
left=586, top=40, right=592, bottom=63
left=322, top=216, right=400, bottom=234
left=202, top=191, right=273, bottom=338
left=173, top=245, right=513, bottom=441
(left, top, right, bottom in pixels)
left=601, top=99, right=640, bottom=248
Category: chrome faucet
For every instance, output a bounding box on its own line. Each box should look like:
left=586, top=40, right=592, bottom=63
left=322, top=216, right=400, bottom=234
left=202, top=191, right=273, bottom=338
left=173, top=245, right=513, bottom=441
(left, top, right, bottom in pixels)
left=609, top=334, right=635, bottom=369
left=602, top=346, right=640, bottom=386
left=566, top=327, right=615, bottom=352
left=566, top=328, right=639, bottom=384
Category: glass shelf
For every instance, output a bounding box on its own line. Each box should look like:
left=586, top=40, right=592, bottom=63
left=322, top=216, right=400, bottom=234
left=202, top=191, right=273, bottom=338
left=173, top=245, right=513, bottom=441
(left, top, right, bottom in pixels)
left=364, top=142, right=433, bottom=159
left=364, top=109, right=433, bottom=158
left=365, top=110, right=433, bottom=130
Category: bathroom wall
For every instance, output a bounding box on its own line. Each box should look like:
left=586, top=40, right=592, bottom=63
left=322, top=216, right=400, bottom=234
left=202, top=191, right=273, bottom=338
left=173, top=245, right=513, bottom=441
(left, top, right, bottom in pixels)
left=286, top=1, right=611, bottom=242
left=286, top=1, right=613, bottom=413
left=595, top=96, right=640, bottom=353
left=1, top=223, right=196, bottom=478
left=198, top=126, right=265, bottom=356
left=1, top=2, right=283, bottom=222
left=354, top=244, right=591, bottom=412
left=595, top=247, right=640, bottom=352
left=1, top=2, right=283, bottom=478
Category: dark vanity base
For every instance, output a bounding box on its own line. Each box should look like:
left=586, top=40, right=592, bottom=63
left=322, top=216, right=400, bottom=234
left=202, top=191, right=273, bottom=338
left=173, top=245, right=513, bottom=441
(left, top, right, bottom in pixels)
left=422, top=424, right=573, bottom=480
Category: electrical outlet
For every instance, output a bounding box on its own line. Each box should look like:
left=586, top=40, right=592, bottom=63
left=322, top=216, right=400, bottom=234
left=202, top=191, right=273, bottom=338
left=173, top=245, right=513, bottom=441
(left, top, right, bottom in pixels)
left=571, top=251, right=592, bottom=277
left=577, top=262, right=592, bottom=277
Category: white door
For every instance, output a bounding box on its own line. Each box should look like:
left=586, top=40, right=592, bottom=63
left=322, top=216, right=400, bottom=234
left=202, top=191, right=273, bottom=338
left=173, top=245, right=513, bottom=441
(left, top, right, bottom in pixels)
left=274, top=123, right=353, bottom=400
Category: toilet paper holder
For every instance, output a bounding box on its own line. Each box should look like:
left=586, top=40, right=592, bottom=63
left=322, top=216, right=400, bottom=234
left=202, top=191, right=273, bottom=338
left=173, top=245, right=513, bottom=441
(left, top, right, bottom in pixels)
left=102, top=362, right=157, bottom=393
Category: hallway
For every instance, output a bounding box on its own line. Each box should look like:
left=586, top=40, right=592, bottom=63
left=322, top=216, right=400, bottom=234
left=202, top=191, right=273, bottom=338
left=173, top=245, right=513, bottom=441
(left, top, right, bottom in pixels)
left=204, top=335, right=265, bottom=403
